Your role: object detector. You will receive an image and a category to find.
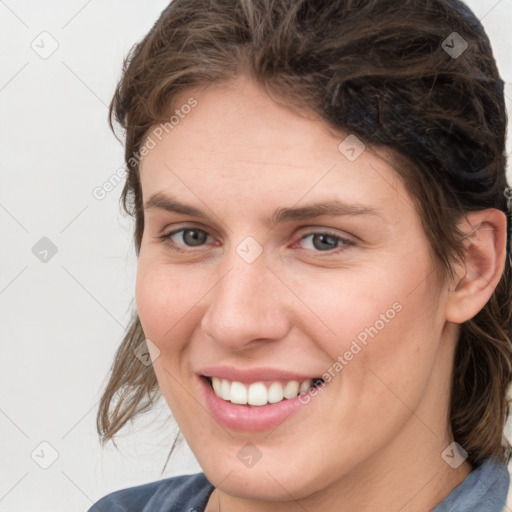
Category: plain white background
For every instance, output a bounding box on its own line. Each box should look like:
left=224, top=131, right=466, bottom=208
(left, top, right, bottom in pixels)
left=1, top=1, right=511, bottom=510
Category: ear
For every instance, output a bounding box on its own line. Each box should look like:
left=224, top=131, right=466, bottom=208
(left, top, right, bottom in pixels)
left=445, top=209, right=508, bottom=324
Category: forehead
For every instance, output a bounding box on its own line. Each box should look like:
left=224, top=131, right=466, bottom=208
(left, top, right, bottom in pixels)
left=139, top=76, right=411, bottom=220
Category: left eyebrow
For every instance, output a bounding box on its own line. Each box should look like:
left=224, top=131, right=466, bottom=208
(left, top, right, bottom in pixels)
left=143, top=192, right=382, bottom=227
left=267, top=200, right=382, bottom=226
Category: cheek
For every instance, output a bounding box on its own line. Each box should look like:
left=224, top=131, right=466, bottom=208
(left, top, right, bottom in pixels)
left=135, top=259, right=202, bottom=412
left=285, top=261, right=410, bottom=359
left=333, top=271, right=444, bottom=430
left=135, top=259, right=199, bottom=349
left=296, top=252, right=442, bottom=397
left=135, top=264, right=168, bottom=339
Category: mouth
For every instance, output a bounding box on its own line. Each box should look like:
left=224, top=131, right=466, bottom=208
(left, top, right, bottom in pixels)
left=198, top=367, right=329, bottom=431
left=202, top=375, right=325, bottom=406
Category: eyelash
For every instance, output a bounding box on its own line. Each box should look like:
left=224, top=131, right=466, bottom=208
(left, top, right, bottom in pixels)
left=158, top=227, right=355, bottom=255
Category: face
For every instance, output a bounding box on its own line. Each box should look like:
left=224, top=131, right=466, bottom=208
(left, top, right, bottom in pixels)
left=136, top=75, right=457, bottom=502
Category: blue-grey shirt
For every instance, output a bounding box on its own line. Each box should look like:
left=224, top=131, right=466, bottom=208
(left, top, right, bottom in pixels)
left=88, top=458, right=510, bottom=511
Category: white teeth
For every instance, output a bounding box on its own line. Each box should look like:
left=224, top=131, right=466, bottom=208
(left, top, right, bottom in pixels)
left=212, top=377, right=222, bottom=397
left=247, top=382, right=267, bottom=406
left=220, top=379, right=231, bottom=401
left=267, top=382, right=284, bottom=403
left=230, top=381, right=247, bottom=404
left=299, top=379, right=312, bottom=393
left=210, top=377, right=319, bottom=405
left=283, top=380, right=300, bottom=399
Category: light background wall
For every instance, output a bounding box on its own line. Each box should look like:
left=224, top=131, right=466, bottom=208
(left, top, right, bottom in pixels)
left=1, top=1, right=511, bottom=510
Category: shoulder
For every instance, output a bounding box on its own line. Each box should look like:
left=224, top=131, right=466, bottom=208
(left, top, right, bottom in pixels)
left=88, top=472, right=214, bottom=512
left=432, top=458, right=510, bottom=512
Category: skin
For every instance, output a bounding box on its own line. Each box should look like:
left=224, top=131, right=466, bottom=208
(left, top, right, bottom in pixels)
left=135, top=74, right=507, bottom=511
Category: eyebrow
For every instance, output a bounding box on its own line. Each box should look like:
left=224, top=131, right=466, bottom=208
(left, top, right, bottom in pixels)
left=143, top=192, right=382, bottom=226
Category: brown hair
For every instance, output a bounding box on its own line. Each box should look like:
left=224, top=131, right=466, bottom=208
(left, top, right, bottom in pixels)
left=97, top=0, right=512, bottom=469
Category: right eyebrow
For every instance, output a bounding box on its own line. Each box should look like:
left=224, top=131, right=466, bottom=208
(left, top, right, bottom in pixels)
left=143, top=191, right=382, bottom=227
left=144, top=193, right=209, bottom=219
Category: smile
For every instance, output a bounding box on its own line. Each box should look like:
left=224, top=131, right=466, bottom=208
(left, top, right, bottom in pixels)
left=198, top=366, right=328, bottom=430
left=207, top=377, right=325, bottom=406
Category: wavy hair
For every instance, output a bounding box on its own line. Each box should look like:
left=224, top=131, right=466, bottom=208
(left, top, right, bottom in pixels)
left=97, top=0, right=512, bottom=470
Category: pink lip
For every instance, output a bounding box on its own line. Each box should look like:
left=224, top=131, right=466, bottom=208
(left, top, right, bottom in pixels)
left=198, top=365, right=321, bottom=384
left=198, top=367, right=326, bottom=432
left=200, top=376, right=313, bottom=431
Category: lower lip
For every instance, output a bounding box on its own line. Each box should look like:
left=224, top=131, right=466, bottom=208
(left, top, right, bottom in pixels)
left=200, top=377, right=318, bottom=432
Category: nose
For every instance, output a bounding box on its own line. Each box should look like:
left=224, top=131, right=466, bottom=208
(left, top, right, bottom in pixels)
left=200, top=248, right=291, bottom=352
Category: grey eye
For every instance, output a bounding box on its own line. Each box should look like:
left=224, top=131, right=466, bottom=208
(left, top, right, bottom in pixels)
left=300, top=233, right=347, bottom=252
left=175, top=229, right=208, bottom=247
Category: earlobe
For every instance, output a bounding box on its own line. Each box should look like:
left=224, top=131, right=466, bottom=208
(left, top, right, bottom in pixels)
left=445, top=209, right=508, bottom=324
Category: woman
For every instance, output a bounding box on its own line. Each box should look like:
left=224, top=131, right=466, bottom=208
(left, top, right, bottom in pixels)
left=89, top=0, right=512, bottom=510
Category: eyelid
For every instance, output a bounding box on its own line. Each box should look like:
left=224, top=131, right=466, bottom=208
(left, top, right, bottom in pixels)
left=293, top=231, right=355, bottom=254
left=159, top=221, right=217, bottom=242
left=296, top=225, right=355, bottom=242
left=158, top=224, right=355, bottom=255
left=158, top=225, right=215, bottom=253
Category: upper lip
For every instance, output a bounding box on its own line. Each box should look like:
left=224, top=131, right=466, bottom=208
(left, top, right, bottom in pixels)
left=199, top=365, right=322, bottom=383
